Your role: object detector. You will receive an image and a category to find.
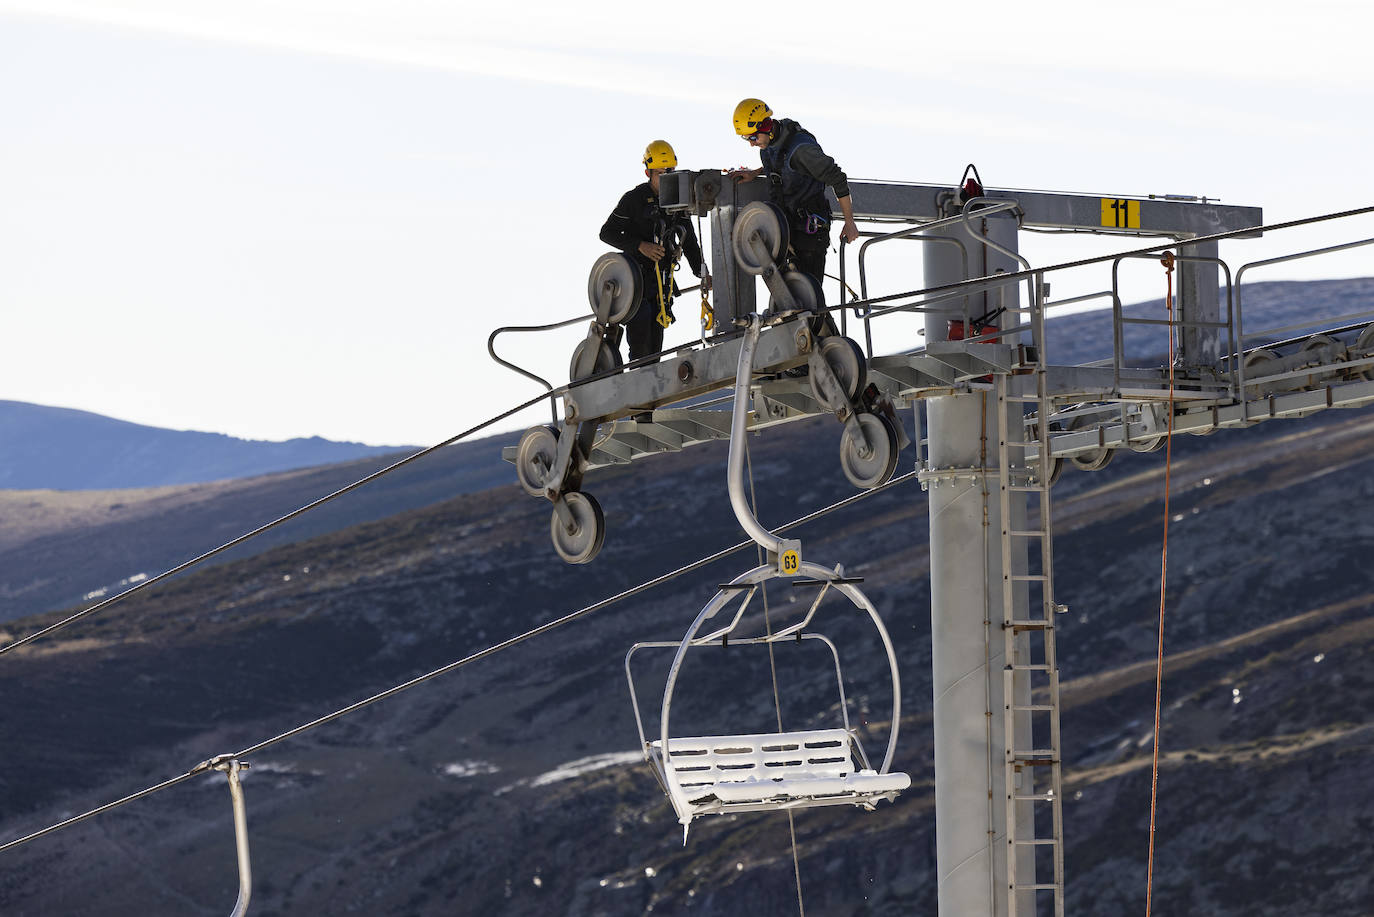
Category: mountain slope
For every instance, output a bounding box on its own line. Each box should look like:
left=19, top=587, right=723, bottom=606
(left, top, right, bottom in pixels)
left=0, top=400, right=415, bottom=490
left=0, top=402, right=1371, bottom=915
left=0, top=431, right=514, bottom=622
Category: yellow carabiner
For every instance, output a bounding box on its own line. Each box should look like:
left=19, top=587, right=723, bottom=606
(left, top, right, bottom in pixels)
left=700, top=287, right=713, bottom=331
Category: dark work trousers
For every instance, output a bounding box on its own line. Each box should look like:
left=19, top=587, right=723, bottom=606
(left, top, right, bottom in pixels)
left=790, top=225, right=830, bottom=308
left=625, top=294, right=667, bottom=362
left=791, top=232, right=837, bottom=336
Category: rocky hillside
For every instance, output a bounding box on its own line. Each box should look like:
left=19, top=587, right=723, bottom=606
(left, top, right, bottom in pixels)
left=0, top=393, right=1371, bottom=915
left=0, top=432, right=513, bottom=622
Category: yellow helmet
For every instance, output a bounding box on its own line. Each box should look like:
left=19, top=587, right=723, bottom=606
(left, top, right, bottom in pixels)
left=733, top=98, right=772, bottom=136
left=642, top=139, right=677, bottom=170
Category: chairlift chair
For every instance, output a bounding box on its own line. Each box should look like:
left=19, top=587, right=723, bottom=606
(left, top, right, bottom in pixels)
left=625, top=560, right=910, bottom=841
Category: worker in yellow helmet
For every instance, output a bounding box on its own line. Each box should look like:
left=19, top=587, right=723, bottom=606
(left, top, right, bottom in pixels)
left=729, top=99, right=859, bottom=303
left=599, top=140, right=708, bottom=362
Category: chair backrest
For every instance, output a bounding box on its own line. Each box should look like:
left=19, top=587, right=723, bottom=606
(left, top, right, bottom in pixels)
left=661, top=728, right=855, bottom=790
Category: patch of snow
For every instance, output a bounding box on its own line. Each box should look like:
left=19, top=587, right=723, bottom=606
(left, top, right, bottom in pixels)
left=528, top=750, right=642, bottom=788
left=442, top=759, right=499, bottom=778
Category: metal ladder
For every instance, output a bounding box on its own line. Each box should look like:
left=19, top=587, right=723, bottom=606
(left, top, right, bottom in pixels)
left=995, top=282, right=1066, bottom=917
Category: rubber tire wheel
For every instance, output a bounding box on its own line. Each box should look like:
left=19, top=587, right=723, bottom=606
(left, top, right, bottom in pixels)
left=515, top=425, right=559, bottom=497
left=840, top=413, right=899, bottom=489
left=731, top=201, right=789, bottom=275
left=570, top=337, right=622, bottom=383
left=550, top=491, right=605, bottom=565
left=587, top=252, right=642, bottom=325
left=810, top=335, right=867, bottom=409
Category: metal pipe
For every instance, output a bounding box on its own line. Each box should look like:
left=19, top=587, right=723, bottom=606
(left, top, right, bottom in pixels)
left=726, top=315, right=783, bottom=555
left=486, top=313, right=592, bottom=424
left=214, top=758, right=253, bottom=917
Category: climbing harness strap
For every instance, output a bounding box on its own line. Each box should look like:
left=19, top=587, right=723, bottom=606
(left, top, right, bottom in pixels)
left=654, top=260, right=675, bottom=329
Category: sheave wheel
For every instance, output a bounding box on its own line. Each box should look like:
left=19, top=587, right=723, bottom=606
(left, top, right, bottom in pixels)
left=1354, top=324, right=1374, bottom=381
left=550, top=492, right=606, bottom=565
left=1241, top=348, right=1280, bottom=398
left=772, top=270, right=823, bottom=315
left=1068, top=412, right=1114, bottom=472
left=839, top=413, right=899, bottom=489
left=570, top=337, right=622, bottom=382
left=1029, top=419, right=1065, bottom=485
left=810, top=335, right=867, bottom=409
left=1302, top=333, right=1341, bottom=378
left=515, top=425, right=559, bottom=497
left=587, top=252, right=642, bottom=325
left=731, top=201, right=789, bottom=275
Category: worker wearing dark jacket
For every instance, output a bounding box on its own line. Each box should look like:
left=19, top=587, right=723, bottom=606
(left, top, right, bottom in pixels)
left=729, top=98, right=859, bottom=301
left=599, top=140, right=707, bottom=362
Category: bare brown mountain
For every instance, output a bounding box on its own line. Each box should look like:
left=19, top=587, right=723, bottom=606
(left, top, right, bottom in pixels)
left=0, top=399, right=1371, bottom=915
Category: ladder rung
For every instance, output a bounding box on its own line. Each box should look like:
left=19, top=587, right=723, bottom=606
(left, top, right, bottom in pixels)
left=1011, top=748, right=1057, bottom=758
left=1011, top=703, right=1056, bottom=712
left=1005, top=619, right=1051, bottom=630
left=1014, top=792, right=1057, bottom=801
left=1009, top=663, right=1054, bottom=672
left=1010, top=574, right=1049, bottom=582
left=1013, top=839, right=1061, bottom=847
left=1014, top=883, right=1064, bottom=891
left=1006, top=529, right=1048, bottom=538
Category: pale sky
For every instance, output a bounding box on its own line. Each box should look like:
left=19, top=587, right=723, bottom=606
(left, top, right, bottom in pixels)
left=3, top=0, right=1373, bottom=446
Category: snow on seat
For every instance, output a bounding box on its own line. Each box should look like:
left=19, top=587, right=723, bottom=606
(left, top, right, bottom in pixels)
left=652, top=728, right=910, bottom=821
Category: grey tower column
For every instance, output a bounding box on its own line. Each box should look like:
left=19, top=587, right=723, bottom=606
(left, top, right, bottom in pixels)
left=923, top=212, right=1026, bottom=917
left=1178, top=238, right=1221, bottom=367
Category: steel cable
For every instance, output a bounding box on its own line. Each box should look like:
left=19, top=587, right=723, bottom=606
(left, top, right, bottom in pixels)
left=0, top=470, right=917, bottom=854
left=0, top=390, right=563, bottom=659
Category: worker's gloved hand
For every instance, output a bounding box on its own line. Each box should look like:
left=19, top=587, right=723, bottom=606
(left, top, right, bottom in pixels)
left=638, top=241, right=666, bottom=261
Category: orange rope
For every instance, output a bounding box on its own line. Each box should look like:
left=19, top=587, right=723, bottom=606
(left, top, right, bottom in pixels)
left=1145, top=252, right=1177, bottom=916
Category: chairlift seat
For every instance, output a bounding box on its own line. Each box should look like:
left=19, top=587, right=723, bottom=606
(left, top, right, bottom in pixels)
left=650, top=728, right=910, bottom=822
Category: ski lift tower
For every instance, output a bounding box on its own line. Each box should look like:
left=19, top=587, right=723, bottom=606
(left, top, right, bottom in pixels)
left=857, top=184, right=1262, bottom=917
left=698, top=174, right=1267, bottom=916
